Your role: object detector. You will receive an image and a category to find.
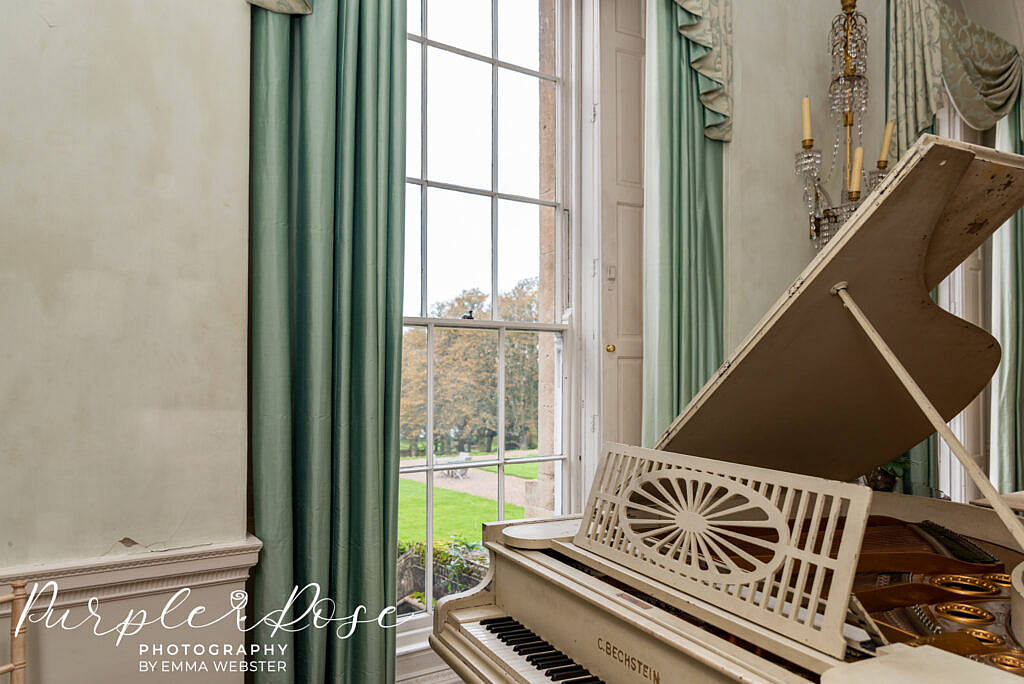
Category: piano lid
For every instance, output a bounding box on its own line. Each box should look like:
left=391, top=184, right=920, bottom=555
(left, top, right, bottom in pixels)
left=656, top=135, right=1024, bottom=482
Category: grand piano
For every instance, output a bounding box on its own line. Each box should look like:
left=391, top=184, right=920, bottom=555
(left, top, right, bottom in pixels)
left=429, top=136, right=1024, bottom=682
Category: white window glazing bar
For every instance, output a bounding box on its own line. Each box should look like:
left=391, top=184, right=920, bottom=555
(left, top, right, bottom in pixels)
left=406, top=34, right=559, bottom=83
left=424, top=319, right=434, bottom=611
left=399, top=452, right=568, bottom=475
left=402, top=317, right=567, bottom=333
left=490, top=0, right=500, bottom=320
left=497, top=327, right=506, bottom=520
left=405, top=177, right=559, bottom=209
left=418, top=0, right=428, bottom=319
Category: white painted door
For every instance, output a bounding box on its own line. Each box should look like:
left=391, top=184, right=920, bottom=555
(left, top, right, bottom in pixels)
left=599, top=0, right=645, bottom=446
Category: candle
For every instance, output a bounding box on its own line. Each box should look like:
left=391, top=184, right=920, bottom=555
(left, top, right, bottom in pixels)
left=879, top=120, right=895, bottom=165
left=849, top=146, right=864, bottom=194
left=801, top=97, right=813, bottom=143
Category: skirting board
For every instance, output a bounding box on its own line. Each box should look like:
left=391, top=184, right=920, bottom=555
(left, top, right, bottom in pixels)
left=0, top=537, right=261, bottom=683
left=0, top=535, right=262, bottom=617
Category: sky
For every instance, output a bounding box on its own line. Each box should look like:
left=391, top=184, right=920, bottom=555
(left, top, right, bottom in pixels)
left=403, top=0, right=553, bottom=318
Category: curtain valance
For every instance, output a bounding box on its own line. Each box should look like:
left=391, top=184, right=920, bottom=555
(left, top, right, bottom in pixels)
left=887, top=0, right=1022, bottom=158
left=675, top=0, right=732, bottom=141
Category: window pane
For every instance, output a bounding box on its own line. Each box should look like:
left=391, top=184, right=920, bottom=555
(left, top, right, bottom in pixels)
left=397, top=325, right=428, bottom=616
left=433, top=328, right=498, bottom=458
left=428, top=0, right=491, bottom=56
left=400, top=325, right=428, bottom=464
left=427, top=48, right=492, bottom=190
left=427, top=188, right=491, bottom=319
left=497, top=201, right=554, bottom=322
left=504, top=331, right=561, bottom=458
left=497, top=69, right=555, bottom=199
left=396, top=477, right=429, bottom=614
left=498, top=0, right=556, bottom=73
left=409, top=0, right=422, bottom=36
left=506, top=460, right=561, bottom=520
left=404, top=184, right=422, bottom=317
left=407, top=43, right=421, bottom=178
left=431, top=464, right=521, bottom=602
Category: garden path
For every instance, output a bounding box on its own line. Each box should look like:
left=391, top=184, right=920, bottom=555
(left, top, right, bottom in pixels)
left=399, top=467, right=532, bottom=507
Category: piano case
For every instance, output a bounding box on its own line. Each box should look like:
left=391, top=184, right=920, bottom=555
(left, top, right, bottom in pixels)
left=432, top=136, right=1024, bottom=682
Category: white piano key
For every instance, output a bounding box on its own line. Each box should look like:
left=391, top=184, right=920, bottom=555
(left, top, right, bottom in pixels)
left=461, top=619, right=567, bottom=684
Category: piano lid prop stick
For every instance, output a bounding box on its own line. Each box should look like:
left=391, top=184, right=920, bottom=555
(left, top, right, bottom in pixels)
left=831, top=281, right=1024, bottom=552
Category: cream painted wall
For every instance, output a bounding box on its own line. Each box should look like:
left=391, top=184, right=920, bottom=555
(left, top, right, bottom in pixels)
left=0, top=1, right=250, bottom=567
left=723, top=0, right=886, bottom=350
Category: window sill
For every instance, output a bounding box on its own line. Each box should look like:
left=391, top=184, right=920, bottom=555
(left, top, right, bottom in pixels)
left=396, top=612, right=459, bottom=682
left=396, top=612, right=433, bottom=655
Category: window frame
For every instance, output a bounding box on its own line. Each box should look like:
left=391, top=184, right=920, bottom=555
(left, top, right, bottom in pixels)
left=398, top=0, right=581, bottom=634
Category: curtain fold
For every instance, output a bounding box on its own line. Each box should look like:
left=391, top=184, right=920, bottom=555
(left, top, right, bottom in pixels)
left=991, top=98, right=1024, bottom=494
left=673, top=0, right=732, bottom=141
left=641, top=0, right=724, bottom=448
left=887, top=0, right=1023, bottom=160
left=887, top=0, right=943, bottom=158
left=250, top=0, right=405, bottom=681
left=940, top=7, right=1022, bottom=133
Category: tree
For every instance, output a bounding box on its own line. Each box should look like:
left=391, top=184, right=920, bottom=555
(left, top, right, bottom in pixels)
left=399, top=279, right=541, bottom=457
left=399, top=326, right=427, bottom=458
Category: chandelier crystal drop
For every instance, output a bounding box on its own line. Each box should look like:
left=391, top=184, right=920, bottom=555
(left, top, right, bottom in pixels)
left=795, top=0, right=889, bottom=249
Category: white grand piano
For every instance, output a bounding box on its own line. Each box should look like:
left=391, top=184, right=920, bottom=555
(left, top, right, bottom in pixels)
left=430, top=136, right=1024, bottom=683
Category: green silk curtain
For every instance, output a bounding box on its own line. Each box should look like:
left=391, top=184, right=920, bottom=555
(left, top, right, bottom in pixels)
left=886, top=0, right=1023, bottom=159
left=641, top=0, right=726, bottom=447
left=250, top=0, right=405, bottom=681
left=886, top=0, right=942, bottom=159
left=674, top=0, right=733, bottom=142
left=991, top=98, right=1024, bottom=493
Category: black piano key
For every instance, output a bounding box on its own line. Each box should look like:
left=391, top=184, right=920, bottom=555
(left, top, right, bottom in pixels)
left=509, top=638, right=543, bottom=649
left=480, top=616, right=515, bottom=626
left=562, top=677, right=600, bottom=684
left=498, top=629, right=534, bottom=642
left=529, top=655, right=568, bottom=668
left=515, top=643, right=553, bottom=655
left=498, top=627, right=532, bottom=636
left=497, top=627, right=530, bottom=637
left=503, top=637, right=537, bottom=646
left=488, top=622, right=524, bottom=633
left=550, top=667, right=588, bottom=681
left=545, top=664, right=584, bottom=678
left=528, top=651, right=566, bottom=663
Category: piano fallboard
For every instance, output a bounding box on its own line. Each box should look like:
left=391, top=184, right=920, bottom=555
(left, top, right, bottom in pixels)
left=432, top=535, right=815, bottom=683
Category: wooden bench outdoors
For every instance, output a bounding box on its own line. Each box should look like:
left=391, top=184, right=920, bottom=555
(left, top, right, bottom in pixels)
left=0, top=582, right=26, bottom=684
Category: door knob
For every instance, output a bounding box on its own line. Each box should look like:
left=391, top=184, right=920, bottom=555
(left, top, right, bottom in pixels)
left=605, top=344, right=616, bottom=352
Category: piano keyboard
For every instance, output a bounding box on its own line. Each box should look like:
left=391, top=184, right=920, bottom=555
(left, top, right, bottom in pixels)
left=460, top=615, right=605, bottom=684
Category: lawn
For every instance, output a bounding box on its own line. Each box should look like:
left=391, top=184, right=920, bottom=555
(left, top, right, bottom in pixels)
left=480, top=462, right=538, bottom=479
left=398, top=479, right=523, bottom=545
